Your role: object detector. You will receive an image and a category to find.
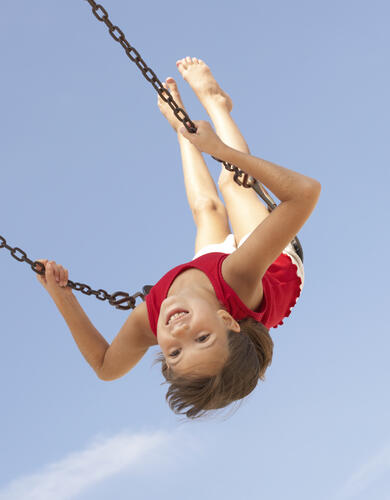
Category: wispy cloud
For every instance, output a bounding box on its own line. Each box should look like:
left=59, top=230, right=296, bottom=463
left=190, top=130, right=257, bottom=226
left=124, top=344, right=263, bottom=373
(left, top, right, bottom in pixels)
left=0, top=429, right=190, bottom=500
left=334, top=441, right=390, bottom=499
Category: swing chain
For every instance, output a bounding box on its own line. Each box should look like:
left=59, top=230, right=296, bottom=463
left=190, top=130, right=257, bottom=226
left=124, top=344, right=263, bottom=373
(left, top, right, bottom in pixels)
left=83, top=0, right=303, bottom=262
left=84, top=0, right=255, bottom=190
left=0, top=2, right=304, bottom=312
left=0, top=235, right=150, bottom=310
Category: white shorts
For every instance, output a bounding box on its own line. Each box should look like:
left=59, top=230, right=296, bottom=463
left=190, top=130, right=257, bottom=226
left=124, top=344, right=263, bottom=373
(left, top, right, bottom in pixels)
left=193, top=232, right=304, bottom=289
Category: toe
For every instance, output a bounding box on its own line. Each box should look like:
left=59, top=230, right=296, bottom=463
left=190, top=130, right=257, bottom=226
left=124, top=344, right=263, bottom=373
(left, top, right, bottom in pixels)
left=192, top=57, right=199, bottom=64
left=168, top=84, right=178, bottom=96
left=166, top=78, right=178, bottom=92
left=186, top=56, right=192, bottom=65
left=176, top=60, right=186, bottom=75
left=177, top=58, right=186, bottom=70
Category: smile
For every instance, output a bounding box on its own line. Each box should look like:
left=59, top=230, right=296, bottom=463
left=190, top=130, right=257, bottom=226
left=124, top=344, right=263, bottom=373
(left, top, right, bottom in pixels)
left=166, top=309, right=189, bottom=326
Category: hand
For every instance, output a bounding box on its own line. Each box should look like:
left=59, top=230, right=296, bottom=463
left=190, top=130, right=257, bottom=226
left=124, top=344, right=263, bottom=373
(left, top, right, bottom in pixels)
left=36, top=259, right=72, bottom=298
left=178, top=120, right=226, bottom=157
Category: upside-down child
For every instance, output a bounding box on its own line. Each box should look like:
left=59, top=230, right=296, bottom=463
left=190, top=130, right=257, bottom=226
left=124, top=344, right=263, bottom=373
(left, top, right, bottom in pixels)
left=37, top=57, right=321, bottom=419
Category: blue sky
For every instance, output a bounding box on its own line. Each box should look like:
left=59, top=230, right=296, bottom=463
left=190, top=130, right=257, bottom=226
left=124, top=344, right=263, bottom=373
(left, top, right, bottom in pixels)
left=1, top=0, right=389, bottom=499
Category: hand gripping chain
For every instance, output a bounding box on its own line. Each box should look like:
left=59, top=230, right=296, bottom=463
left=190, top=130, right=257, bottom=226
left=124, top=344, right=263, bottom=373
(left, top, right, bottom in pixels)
left=0, top=1, right=303, bottom=312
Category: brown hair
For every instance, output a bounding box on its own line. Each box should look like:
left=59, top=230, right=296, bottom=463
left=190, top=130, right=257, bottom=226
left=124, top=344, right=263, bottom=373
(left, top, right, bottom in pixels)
left=154, top=317, right=274, bottom=420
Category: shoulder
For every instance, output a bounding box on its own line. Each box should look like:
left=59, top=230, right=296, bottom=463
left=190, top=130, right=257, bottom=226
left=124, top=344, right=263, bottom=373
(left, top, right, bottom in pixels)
left=221, top=256, right=264, bottom=311
left=131, top=300, right=158, bottom=347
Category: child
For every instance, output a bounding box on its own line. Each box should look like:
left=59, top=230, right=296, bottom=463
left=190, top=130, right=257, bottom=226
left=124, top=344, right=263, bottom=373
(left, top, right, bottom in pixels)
left=37, top=57, right=321, bottom=419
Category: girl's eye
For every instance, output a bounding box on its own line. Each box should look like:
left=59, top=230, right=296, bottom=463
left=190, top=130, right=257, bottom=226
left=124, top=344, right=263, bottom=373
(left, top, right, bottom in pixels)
left=197, top=334, right=210, bottom=342
left=169, top=349, right=181, bottom=358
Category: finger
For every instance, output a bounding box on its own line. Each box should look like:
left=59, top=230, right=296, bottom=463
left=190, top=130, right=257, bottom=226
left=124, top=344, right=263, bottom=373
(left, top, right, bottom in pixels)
left=52, top=263, right=59, bottom=282
left=51, top=262, right=58, bottom=278
left=55, top=265, right=62, bottom=284
left=59, top=266, right=66, bottom=286
left=46, top=261, right=55, bottom=280
left=60, top=273, right=66, bottom=287
left=57, top=266, right=63, bottom=285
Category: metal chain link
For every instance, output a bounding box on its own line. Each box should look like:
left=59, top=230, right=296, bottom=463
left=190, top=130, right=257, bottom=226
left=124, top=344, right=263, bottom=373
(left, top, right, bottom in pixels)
left=84, top=0, right=261, bottom=191
left=0, top=1, right=303, bottom=313
left=0, top=235, right=152, bottom=310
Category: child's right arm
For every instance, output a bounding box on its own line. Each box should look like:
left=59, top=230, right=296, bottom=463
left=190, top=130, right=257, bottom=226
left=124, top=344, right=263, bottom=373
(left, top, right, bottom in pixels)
left=36, top=260, right=156, bottom=380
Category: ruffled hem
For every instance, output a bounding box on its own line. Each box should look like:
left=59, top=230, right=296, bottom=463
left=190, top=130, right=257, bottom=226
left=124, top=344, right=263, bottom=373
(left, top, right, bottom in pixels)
left=272, top=253, right=303, bottom=328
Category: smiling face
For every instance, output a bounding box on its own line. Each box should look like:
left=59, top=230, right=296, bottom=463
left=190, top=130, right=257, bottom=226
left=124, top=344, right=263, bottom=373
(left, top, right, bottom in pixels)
left=156, top=288, right=241, bottom=377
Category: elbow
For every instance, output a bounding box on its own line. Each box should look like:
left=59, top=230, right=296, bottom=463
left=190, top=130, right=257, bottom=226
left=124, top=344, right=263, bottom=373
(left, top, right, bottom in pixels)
left=301, top=179, right=321, bottom=202
left=96, top=363, right=128, bottom=381
left=95, top=349, right=116, bottom=381
left=95, top=362, right=113, bottom=381
left=96, top=368, right=118, bottom=381
left=310, top=179, right=322, bottom=194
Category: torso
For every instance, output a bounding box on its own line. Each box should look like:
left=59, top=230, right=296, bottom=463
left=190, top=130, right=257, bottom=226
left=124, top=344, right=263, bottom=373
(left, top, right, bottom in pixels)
left=139, top=260, right=264, bottom=346
left=168, top=266, right=264, bottom=311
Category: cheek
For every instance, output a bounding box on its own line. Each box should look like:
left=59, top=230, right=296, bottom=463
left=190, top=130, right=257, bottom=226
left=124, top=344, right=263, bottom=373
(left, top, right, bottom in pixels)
left=155, top=326, right=170, bottom=352
left=156, top=314, right=166, bottom=340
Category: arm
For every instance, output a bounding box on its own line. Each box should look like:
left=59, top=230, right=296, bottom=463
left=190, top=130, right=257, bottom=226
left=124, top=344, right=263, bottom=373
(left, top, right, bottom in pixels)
left=37, top=260, right=156, bottom=380
left=217, top=145, right=321, bottom=295
left=50, top=291, right=110, bottom=377
left=51, top=293, right=156, bottom=380
left=218, top=144, right=320, bottom=204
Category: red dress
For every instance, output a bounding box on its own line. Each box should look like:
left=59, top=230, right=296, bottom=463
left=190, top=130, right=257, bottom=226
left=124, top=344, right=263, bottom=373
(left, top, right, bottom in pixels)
left=146, top=252, right=302, bottom=336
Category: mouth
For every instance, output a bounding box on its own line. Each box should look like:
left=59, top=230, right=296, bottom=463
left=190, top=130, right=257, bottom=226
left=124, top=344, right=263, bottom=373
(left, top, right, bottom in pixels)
left=166, top=309, right=189, bottom=326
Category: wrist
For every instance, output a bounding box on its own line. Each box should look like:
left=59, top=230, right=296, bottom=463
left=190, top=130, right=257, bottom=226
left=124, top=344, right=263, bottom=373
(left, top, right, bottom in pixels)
left=50, top=287, right=74, bottom=306
left=215, top=142, right=233, bottom=161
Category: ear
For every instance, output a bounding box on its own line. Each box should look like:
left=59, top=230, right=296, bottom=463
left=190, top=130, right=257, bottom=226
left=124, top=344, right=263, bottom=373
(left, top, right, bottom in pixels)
left=218, top=310, right=241, bottom=333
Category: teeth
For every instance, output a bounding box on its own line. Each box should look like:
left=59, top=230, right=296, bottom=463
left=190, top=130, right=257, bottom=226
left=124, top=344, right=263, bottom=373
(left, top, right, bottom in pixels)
left=168, top=311, right=188, bottom=325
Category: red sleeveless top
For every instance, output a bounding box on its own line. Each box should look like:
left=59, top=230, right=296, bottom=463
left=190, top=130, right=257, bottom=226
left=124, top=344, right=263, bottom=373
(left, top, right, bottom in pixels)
left=146, top=252, right=302, bottom=336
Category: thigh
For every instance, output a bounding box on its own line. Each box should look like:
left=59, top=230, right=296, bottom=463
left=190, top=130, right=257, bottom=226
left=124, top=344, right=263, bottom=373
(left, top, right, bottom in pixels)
left=220, top=182, right=270, bottom=246
left=194, top=205, right=231, bottom=255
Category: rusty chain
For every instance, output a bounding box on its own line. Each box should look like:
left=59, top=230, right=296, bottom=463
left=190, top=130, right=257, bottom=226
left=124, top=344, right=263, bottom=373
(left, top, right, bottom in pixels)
left=0, top=1, right=303, bottom=312
left=84, top=0, right=264, bottom=192
left=82, top=0, right=303, bottom=261
left=0, top=235, right=152, bottom=310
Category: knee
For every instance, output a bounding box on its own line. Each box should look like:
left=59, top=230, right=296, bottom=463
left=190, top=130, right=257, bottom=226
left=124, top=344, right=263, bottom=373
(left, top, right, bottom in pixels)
left=218, top=173, right=236, bottom=192
left=192, top=197, right=226, bottom=220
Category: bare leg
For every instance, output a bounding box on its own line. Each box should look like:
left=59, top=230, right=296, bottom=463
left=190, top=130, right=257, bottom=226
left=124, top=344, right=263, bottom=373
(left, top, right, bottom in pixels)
left=176, top=57, right=270, bottom=245
left=157, top=78, right=230, bottom=252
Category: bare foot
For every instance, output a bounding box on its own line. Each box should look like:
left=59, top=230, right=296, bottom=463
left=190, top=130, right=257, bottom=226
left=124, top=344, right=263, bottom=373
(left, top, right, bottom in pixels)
left=157, top=77, right=187, bottom=132
left=176, top=57, right=233, bottom=113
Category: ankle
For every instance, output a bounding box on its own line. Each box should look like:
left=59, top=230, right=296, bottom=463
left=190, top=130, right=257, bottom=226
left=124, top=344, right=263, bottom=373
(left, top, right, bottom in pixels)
left=204, top=95, right=231, bottom=114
